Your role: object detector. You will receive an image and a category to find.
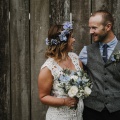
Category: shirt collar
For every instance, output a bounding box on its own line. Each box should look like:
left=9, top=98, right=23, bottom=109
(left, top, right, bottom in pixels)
left=99, top=36, right=118, bottom=48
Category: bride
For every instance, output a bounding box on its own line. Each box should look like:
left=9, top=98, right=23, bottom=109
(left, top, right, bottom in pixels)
left=38, top=22, right=84, bottom=120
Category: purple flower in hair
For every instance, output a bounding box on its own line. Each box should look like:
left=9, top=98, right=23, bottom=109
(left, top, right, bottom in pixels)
left=45, top=22, right=73, bottom=45
left=51, top=39, right=59, bottom=45
left=59, top=32, right=67, bottom=41
left=63, top=22, right=73, bottom=30
left=45, top=38, right=49, bottom=45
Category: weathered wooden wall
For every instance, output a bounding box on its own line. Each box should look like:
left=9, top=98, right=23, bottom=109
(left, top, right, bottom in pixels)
left=72, top=0, right=91, bottom=54
left=10, top=0, right=30, bottom=120
left=0, top=0, right=120, bottom=120
left=30, top=0, right=49, bottom=119
left=0, top=0, right=10, bottom=120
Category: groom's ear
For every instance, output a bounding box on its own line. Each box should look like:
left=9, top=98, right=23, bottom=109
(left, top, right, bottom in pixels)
left=105, top=22, right=112, bottom=31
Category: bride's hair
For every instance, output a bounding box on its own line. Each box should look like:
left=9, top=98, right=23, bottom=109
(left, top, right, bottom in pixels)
left=45, top=23, right=73, bottom=61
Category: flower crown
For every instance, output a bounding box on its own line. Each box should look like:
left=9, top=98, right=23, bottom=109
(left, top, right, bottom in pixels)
left=45, top=22, right=73, bottom=45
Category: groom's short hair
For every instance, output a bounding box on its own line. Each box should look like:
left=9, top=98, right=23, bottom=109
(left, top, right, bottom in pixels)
left=91, top=10, right=114, bottom=30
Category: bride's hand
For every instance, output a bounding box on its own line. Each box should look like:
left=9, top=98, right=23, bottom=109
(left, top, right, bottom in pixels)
left=63, top=97, right=78, bottom=107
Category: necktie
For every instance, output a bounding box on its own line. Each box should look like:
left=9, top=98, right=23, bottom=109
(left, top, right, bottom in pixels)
left=103, top=44, right=108, bottom=63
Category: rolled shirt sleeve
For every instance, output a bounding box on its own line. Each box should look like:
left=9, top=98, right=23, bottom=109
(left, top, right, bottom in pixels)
left=79, top=46, right=87, bottom=65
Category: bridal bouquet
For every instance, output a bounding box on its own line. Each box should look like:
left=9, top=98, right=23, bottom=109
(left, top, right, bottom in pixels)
left=58, top=69, right=92, bottom=99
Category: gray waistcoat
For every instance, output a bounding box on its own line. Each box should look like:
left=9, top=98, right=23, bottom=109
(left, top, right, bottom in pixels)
left=84, top=41, right=120, bottom=113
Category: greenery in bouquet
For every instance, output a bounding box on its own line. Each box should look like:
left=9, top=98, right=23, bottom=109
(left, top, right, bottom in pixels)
left=58, top=69, right=93, bottom=99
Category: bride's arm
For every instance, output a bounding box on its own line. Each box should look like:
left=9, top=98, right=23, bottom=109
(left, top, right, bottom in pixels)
left=38, top=67, right=77, bottom=107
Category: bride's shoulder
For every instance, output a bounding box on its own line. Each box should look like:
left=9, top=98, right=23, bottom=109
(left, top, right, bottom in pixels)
left=41, top=57, right=55, bottom=70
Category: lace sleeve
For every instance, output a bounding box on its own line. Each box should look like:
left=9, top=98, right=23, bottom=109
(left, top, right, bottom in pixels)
left=41, top=58, right=53, bottom=70
left=41, top=58, right=62, bottom=80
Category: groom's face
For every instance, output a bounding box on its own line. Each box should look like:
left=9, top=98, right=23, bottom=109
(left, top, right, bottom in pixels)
left=89, top=14, right=108, bottom=43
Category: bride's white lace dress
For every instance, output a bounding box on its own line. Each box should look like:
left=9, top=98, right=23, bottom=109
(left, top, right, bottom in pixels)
left=41, top=52, right=84, bottom=120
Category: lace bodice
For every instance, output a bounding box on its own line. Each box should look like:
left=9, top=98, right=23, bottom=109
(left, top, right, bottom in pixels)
left=41, top=52, right=83, bottom=120
left=41, top=52, right=81, bottom=97
left=41, top=52, right=81, bottom=79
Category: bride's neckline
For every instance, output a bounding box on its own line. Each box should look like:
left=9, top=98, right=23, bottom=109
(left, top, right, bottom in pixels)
left=54, top=52, right=76, bottom=71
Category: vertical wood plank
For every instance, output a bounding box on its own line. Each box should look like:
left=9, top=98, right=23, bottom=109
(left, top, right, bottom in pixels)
left=72, top=0, right=91, bottom=54
left=10, top=0, right=30, bottom=120
left=92, top=0, right=120, bottom=40
left=49, top=0, right=70, bottom=25
left=0, top=0, right=10, bottom=120
left=30, top=0, right=49, bottom=120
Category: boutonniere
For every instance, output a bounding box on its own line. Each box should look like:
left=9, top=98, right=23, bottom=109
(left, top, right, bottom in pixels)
left=111, top=50, right=120, bottom=66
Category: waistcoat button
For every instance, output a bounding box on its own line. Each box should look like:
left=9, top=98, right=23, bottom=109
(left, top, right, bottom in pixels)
left=105, top=88, right=108, bottom=90
left=104, top=73, right=107, bottom=75
left=105, top=102, right=108, bottom=105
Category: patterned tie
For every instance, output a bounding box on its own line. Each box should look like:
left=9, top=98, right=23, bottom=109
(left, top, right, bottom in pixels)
left=103, top=44, right=108, bottom=63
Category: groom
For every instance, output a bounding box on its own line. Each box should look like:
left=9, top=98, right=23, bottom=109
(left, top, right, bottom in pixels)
left=79, top=10, right=120, bottom=120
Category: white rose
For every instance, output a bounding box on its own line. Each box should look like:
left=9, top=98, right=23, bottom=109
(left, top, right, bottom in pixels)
left=68, top=86, right=78, bottom=97
left=84, top=86, right=92, bottom=96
